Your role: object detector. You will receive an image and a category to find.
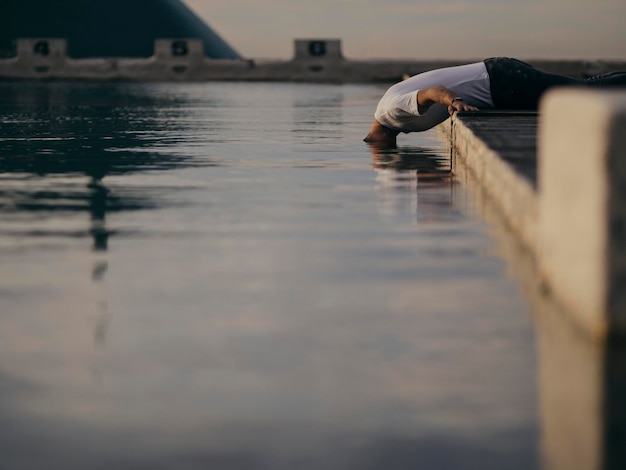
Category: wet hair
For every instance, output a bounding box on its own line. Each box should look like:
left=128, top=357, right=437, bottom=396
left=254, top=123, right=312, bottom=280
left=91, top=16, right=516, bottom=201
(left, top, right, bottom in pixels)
left=363, top=122, right=399, bottom=143
left=379, top=125, right=399, bottom=137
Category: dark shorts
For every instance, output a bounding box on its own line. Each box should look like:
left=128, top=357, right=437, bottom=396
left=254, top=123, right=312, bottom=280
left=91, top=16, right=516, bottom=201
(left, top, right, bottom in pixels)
left=484, top=57, right=581, bottom=110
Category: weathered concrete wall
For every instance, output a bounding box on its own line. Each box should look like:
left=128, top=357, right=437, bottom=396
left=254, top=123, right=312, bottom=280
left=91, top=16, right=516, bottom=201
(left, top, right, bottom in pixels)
left=1, top=38, right=625, bottom=83
left=440, top=90, right=626, bottom=339
left=438, top=114, right=539, bottom=252
left=453, top=123, right=626, bottom=470
left=538, top=90, right=626, bottom=339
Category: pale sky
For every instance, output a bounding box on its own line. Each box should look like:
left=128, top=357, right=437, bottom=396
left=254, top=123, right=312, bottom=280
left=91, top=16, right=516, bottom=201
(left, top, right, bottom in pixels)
left=183, top=0, right=626, bottom=60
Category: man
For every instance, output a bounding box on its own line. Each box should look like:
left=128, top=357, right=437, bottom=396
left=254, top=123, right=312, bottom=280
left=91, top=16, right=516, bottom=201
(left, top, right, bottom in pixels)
left=364, top=57, right=626, bottom=145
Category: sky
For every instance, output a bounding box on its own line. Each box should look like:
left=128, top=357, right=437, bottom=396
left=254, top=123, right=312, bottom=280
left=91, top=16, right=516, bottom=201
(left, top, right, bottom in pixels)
left=183, top=0, right=626, bottom=61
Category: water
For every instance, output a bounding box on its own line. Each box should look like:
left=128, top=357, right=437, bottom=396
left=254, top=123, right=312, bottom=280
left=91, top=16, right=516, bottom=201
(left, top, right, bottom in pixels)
left=0, top=82, right=538, bottom=469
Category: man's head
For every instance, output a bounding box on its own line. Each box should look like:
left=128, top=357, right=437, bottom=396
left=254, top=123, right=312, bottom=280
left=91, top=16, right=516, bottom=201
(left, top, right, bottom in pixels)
left=363, top=120, right=399, bottom=146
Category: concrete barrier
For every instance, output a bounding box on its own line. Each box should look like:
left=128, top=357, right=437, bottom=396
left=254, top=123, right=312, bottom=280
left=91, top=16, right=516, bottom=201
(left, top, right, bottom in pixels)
left=2, top=38, right=625, bottom=83
left=440, top=113, right=539, bottom=251
left=9, top=38, right=68, bottom=77
left=538, top=89, right=626, bottom=339
left=447, top=105, right=626, bottom=470
left=439, top=90, right=626, bottom=339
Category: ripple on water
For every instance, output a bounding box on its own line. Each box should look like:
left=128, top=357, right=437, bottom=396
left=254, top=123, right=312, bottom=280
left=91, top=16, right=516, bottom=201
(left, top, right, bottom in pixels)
left=0, top=81, right=538, bottom=470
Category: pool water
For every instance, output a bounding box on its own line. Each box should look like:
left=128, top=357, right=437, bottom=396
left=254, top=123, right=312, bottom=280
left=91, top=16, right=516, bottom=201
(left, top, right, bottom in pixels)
left=0, top=82, right=538, bottom=469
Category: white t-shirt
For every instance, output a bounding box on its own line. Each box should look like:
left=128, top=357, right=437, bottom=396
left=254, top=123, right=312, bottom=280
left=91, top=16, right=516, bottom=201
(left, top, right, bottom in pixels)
left=374, top=61, right=494, bottom=132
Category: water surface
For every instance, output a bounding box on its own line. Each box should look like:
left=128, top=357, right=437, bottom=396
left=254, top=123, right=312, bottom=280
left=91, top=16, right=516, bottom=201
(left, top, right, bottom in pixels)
left=0, top=82, right=537, bottom=469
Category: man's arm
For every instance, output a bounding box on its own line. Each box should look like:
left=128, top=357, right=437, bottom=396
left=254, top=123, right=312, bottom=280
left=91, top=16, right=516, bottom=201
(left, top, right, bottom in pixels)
left=417, top=85, right=480, bottom=116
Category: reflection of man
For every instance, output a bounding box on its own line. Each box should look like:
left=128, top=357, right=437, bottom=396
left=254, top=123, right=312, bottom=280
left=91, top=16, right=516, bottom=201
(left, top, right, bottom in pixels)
left=369, top=143, right=454, bottom=224
left=368, top=142, right=452, bottom=182
left=364, top=57, right=626, bottom=146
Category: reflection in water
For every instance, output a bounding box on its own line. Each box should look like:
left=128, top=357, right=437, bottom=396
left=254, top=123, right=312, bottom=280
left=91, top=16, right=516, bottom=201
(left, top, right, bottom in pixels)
left=292, top=89, right=344, bottom=142
left=0, top=82, right=211, bottom=250
left=88, top=179, right=111, bottom=251
left=369, top=143, right=457, bottom=226
left=458, top=159, right=626, bottom=470
left=369, top=143, right=451, bottom=174
left=533, top=279, right=626, bottom=470
left=92, top=260, right=109, bottom=281
left=0, top=82, right=214, bottom=393
left=0, top=82, right=540, bottom=469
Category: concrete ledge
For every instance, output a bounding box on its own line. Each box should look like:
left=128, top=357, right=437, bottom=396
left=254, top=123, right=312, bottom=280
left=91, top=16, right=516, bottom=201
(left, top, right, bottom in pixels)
left=450, top=118, right=626, bottom=469
left=538, top=89, right=626, bottom=339
left=439, top=113, right=539, bottom=252
left=440, top=90, right=626, bottom=339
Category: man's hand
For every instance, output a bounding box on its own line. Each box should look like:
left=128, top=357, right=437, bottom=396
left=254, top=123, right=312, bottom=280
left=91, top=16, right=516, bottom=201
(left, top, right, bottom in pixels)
left=418, top=86, right=480, bottom=115
left=448, top=99, right=479, bottom=116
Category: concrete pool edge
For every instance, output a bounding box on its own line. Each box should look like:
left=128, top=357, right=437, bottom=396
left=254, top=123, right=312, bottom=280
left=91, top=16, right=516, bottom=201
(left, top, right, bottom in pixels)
left=437, top=112, right=539, bottom=253
left=437, top=89, right=626, bottom=340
